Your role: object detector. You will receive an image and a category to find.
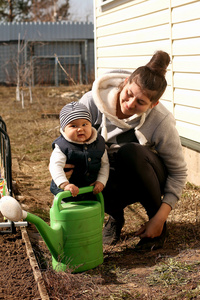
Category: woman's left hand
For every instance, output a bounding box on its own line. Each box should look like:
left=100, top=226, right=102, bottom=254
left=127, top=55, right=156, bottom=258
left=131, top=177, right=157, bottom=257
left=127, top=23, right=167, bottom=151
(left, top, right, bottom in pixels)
left=135, top=217, right=164, bottom=239
left=135, top=202, right=172, bottom=238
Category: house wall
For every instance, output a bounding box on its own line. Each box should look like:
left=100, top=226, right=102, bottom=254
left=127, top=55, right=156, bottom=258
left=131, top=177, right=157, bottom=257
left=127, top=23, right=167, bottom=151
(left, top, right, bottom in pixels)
left=94, top=0, right=200, bottom=185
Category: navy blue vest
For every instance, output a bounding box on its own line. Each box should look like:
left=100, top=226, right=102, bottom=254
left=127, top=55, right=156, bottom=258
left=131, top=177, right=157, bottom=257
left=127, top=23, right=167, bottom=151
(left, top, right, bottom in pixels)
left=52, top=134, right=105, bottom=189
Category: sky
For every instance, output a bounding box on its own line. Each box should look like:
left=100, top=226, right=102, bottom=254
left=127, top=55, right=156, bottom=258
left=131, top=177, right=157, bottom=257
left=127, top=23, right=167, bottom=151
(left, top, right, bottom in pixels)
left=68, top=0, right=94, bottom=23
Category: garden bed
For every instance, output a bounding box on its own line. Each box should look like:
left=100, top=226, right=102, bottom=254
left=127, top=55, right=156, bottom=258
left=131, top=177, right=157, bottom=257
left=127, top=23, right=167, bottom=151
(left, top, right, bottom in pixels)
left=0, top=86, right=200, bottom=299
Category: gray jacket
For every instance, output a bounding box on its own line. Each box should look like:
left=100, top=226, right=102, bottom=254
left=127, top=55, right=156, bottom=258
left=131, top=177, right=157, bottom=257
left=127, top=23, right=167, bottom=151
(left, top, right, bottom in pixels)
left=79, top=71, right=187, bottom=209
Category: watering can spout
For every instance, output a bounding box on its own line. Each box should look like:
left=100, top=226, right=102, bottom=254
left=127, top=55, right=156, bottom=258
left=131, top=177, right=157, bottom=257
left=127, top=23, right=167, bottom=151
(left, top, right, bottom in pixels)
left=25, top=212, right=63, bottom=260
left=0, top=196, right=63, bottom=261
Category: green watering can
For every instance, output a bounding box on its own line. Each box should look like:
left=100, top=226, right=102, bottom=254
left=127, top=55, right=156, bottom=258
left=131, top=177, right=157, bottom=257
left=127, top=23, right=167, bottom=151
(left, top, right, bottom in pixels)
left=0, top=186, right=105, bottom=273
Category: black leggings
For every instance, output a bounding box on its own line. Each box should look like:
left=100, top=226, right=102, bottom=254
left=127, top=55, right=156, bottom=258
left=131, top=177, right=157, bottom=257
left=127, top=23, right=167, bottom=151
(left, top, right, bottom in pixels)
left=102, top=143, right=168, bottom=221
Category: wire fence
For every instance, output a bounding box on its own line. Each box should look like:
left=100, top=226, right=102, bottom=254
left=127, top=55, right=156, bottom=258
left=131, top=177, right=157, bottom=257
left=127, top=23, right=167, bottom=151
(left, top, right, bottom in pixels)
left=0, top=40, right=94, bottom=86
left=0, top=22, right=94, bottom=86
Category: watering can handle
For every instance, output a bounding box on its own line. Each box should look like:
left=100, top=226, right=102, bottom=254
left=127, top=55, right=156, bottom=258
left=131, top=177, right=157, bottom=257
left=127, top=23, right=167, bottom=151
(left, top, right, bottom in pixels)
left=53, top=186, right=105, bottom=225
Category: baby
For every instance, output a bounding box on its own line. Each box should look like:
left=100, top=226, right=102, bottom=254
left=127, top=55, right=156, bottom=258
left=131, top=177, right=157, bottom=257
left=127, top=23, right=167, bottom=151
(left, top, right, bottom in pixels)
left=49, top=101, right=109, bottom=197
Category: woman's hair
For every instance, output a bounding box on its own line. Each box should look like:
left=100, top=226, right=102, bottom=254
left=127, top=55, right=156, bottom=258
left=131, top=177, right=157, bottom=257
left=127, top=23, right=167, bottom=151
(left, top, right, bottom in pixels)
left=128, top=51, right=170, bottom=102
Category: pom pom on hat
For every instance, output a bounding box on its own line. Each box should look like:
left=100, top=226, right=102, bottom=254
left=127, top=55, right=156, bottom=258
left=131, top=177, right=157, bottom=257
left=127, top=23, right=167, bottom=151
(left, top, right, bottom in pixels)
left=60, top=102, right=92, bottom=130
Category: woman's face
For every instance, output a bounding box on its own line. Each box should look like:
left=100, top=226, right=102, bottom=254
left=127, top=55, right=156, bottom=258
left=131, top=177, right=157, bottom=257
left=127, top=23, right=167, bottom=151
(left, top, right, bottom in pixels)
left=118, top=81, right=158, bottom=119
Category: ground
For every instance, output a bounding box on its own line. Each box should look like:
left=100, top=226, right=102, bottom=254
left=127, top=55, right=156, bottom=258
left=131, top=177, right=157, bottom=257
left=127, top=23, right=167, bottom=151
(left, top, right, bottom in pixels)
left=0, top=86, right=200, bottom=299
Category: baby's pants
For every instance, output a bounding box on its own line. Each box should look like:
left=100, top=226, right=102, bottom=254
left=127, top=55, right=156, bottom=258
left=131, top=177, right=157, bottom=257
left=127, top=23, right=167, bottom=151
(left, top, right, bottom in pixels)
left=102, top=143, right=168, bottom=222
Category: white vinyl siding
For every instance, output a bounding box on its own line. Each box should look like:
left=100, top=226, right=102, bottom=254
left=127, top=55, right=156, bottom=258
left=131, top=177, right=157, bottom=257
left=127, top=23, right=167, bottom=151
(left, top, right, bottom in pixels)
left=94, top=0, right=200, bottom=145
left=171, top=1, right=200, bottom=144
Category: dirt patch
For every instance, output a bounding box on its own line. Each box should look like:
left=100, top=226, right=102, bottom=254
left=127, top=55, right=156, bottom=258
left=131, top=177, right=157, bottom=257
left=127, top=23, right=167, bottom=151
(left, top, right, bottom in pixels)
left=0, top=229, right=40, bottom=299
left=0, top=86, right=200, bottom=299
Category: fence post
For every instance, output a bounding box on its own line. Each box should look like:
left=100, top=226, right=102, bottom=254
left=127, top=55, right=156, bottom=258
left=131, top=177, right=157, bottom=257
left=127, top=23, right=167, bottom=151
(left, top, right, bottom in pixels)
left=16, top=33, right=21, bottom=101
left=79, top=55, right=82, bottom=84
left=55, top=56, right=58, bottom=86
left=85, top=40, right=88, bottom=84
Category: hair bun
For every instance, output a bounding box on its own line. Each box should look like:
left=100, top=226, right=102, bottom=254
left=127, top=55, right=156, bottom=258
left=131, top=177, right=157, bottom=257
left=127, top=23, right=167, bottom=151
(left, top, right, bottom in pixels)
left=146, top=51, right=170, bottom=76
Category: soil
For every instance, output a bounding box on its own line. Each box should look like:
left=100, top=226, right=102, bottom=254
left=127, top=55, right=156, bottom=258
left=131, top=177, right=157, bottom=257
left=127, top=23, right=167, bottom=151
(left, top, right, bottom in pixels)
left=0, top=230, right=40, bottom=300
left=0, top=85, right=200, bottom=300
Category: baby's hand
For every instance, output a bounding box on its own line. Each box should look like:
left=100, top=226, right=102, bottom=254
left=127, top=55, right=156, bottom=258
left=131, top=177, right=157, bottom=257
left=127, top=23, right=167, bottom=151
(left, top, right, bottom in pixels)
left=92, top=181, right=104, bottom=195
left=64, top=184, right=79, bottom=197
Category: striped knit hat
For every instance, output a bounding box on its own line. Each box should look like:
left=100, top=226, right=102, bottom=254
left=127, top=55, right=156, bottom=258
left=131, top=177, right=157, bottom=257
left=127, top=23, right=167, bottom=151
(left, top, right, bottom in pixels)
left=60, top=101, right=92, bottom=130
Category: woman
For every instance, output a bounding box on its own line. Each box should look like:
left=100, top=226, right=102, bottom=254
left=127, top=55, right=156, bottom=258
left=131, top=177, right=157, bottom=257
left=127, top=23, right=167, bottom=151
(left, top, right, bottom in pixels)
left=69, top=51, right=187, bottom=250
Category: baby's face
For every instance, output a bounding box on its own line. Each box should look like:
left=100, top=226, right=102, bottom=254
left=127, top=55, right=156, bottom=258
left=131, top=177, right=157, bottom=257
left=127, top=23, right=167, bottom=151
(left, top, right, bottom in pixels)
left=64, top=118, right=92, bottom=142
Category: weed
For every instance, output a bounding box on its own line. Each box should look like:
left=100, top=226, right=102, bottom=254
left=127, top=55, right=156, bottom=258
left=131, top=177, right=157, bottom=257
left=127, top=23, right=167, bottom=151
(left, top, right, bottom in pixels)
left=185, top=182, right=200, bottom=190
left=147, top=258, right=200, bottom=287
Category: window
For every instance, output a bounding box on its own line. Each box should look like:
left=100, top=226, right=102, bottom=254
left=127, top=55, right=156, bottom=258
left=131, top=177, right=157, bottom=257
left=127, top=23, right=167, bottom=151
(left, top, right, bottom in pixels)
left=99, top=0, right=131, bottom=11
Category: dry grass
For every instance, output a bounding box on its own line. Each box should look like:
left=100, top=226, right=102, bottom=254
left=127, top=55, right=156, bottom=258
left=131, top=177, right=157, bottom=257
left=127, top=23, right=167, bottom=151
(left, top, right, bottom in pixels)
left=42, top=267, right=109, bottom=300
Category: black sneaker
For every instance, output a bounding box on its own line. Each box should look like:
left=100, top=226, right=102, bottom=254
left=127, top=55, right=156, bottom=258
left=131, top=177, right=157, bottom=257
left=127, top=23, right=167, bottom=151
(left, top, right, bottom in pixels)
left=103, top=216, right=125, bottom=245
left=134, top=223, right=168, bottom=251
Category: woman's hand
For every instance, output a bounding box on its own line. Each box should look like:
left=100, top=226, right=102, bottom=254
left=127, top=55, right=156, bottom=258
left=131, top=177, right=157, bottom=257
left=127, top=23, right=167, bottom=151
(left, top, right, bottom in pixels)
left=135, top=217, right=164, bottom=239
left=135, top=203, right=172, bottom=238
left=91, top=181, right=104, bottom=194
left=64, top=164, right=75, bottom=180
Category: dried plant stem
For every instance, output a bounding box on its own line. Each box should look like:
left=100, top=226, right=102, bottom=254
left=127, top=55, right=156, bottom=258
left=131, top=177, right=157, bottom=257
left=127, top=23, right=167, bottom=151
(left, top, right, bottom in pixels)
left=54, top=54, right=76, bottom=85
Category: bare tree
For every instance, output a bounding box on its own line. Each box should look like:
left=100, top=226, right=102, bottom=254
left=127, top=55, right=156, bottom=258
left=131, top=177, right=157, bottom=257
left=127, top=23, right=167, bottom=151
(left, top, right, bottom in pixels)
left=0, top=0, right=70, bottom=22
left=15, top=35, right=34, bottom=108
left=7, top=0, right=13, bottom=22
left=26, top=0, right=70, bottom=22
